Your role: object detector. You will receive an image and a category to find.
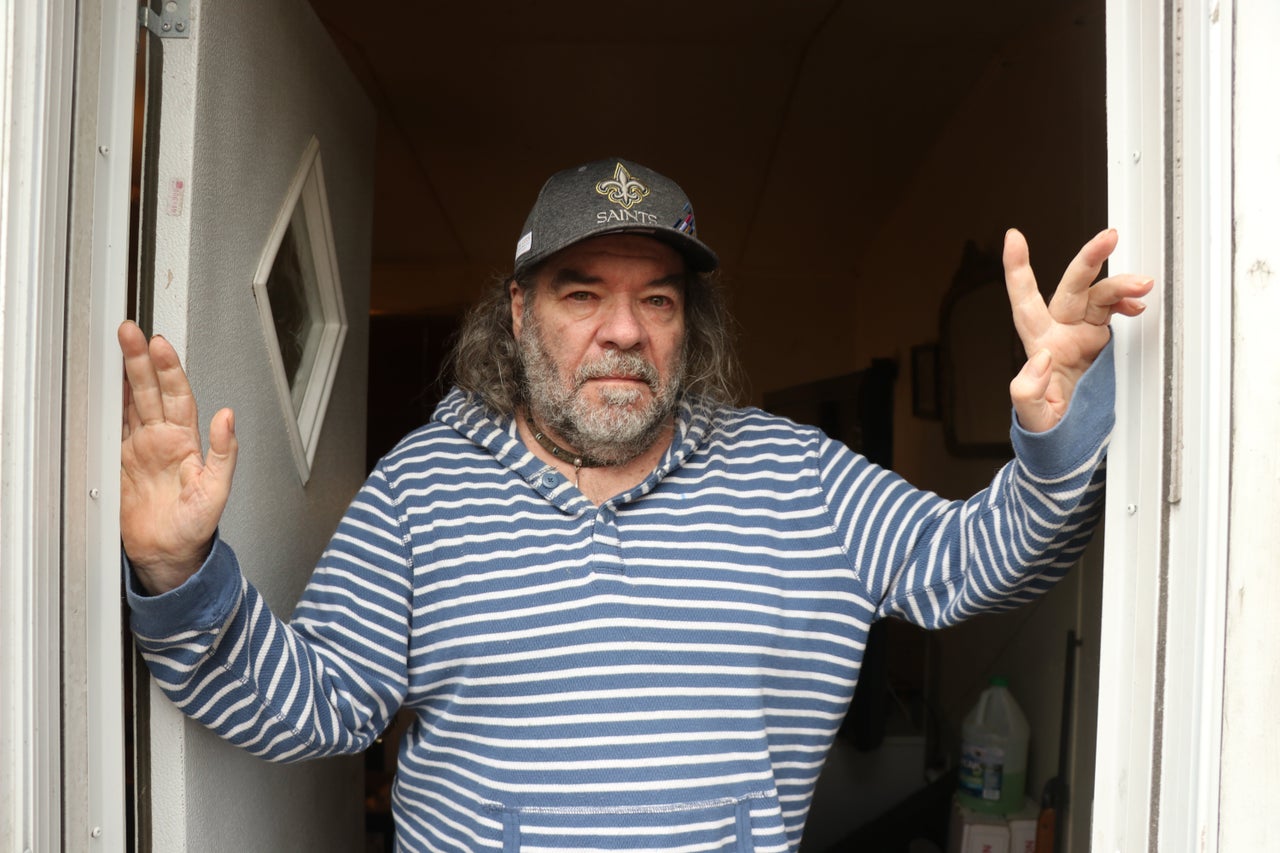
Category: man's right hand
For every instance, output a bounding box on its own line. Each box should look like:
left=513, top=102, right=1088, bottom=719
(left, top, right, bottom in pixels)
left=118, top=320, right=238, bottom=595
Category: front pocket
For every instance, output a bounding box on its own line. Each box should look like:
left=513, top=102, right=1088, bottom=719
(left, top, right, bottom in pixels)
left=493, top=792, right=766, bottom=853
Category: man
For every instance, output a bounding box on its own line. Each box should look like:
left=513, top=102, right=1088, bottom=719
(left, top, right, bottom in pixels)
left=119, top=158, right=1152, bottom=852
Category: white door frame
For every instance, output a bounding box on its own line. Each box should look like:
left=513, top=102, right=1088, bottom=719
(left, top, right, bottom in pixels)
left=1, top=0, right=78, bottom=847
left=0, top=0, right=134, bottom=850
left=1219, top=2, right=1280, bottom=849
left=72, top=0, right=138, bottom=848
left=1095, top=1, right=1233, bottom=851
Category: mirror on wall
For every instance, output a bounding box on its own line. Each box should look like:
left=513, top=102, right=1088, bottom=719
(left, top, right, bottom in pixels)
left=938, top=241, right=1022, bottom=458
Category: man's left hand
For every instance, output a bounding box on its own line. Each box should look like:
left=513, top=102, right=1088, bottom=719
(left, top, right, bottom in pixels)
left=1005, top=228, right=1154, bottom=433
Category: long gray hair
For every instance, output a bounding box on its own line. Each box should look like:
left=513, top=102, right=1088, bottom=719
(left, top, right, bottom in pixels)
left=446, top=269, right=747, bottom=416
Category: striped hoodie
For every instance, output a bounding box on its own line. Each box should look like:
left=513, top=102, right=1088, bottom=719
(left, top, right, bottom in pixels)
left=128, top=343, right=1114, bottom=853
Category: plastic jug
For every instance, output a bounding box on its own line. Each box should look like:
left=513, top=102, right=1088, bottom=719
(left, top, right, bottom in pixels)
left=956, top=675, right=1030, bottom=815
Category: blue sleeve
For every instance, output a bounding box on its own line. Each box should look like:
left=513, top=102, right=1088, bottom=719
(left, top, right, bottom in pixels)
left=1009, top=337, right=1115, bottom=474
left=821, top=338, right=1114, bottom=626
left=124, top=466, right=413, bottom=763
left=125, top=532, right=240, bottom=637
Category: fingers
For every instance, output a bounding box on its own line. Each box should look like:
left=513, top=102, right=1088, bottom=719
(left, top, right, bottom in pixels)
left=119, top=321, right=164, bottom=425
left=151, top=334, right=200, bottom=429
left=205, top=407, right=240, bottom=506
left=1003, top=228, right=1052, bottom=350
left=1002, top=228, right=1037, bottom=311
left=117, top=320, right=199, bottom=429
left=1010, top=348, right=1056, bottom=433
left=1007, top=227, right=1149, bottom=334
left=1047, top=228, right=1119, bottom=321
left=1082, top=273, right=1155, bottom=324
left=122, top=371, right=139, bottom=437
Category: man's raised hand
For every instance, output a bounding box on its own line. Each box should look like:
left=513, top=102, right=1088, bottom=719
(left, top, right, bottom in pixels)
left=1004, top=228, right=1154, bottom=433
left=119, top=320, right=238, bottom=594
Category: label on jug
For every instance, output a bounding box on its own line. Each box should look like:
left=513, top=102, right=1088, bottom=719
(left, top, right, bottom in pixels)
left=959, top=744, right=1005, bottom=801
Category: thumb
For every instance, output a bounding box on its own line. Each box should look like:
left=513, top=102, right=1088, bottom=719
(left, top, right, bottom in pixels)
left=204, top=407, right=239, bottom=500
left=1010, top=349, right=1055, bottom=432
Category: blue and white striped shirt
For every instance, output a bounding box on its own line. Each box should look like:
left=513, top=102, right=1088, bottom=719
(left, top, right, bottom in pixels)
left=129, top=344, right=1113, bottom=852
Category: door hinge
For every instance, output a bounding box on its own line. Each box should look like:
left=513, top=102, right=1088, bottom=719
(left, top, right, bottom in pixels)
left=139, top=0, right=191, bottom=39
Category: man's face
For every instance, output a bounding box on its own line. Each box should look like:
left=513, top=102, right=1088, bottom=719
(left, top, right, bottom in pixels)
left=512, top=234, right=688, bottom=465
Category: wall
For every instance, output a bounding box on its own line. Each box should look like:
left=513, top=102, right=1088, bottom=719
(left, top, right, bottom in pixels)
left=744, top=5, right=1108, bottom=846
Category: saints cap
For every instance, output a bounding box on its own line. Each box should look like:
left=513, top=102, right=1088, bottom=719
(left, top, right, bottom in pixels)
left=513, top=158, right=719, bottom=278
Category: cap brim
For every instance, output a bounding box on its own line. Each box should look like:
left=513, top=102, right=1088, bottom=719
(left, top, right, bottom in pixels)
left=514, top=226, right=719, bottom=278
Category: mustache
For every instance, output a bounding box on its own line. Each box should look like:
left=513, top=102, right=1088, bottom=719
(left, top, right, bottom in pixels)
left=575, top=351, right=660, bottom=390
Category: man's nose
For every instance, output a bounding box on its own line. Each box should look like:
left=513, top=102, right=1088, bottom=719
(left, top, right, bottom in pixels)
left=595, top=300, right=645, bottom=351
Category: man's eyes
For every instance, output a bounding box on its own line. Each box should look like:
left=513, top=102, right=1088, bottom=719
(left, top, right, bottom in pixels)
left=563, top=292, right=677, bottom=307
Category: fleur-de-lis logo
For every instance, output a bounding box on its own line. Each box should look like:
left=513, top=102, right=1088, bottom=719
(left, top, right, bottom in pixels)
left=595, top=163, right=650, bottom=210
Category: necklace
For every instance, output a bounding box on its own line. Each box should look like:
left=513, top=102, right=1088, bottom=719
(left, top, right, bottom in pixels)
left=525, top=416, right=605, bottom=471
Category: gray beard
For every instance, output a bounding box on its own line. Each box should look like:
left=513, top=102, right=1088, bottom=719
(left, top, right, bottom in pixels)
left=519, top=313, right=684, bottom=467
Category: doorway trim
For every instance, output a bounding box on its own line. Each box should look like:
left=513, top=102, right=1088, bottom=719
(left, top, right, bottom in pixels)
left=53, top=0, right=137, bottom=850
left=1095, top=1, right=1233, bottom=850
left=1, top=0, right=78, bottom=847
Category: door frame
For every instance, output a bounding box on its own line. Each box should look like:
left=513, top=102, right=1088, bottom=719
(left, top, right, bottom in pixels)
left=2, top=0, right=1246, bottom=849
left=0, top=0, right=76, bottom=845
left=0, top=0, right=134, bottom=849
left=1094, top=0, right=1233, bottom=851
left=68, top=0, right=138, bottom=849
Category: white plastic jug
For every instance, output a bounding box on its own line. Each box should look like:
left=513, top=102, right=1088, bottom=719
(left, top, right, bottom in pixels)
left=956, top=675, right=1030, bottom=815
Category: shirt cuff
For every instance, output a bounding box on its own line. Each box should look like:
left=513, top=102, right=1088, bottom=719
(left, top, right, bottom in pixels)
left=124, top=534, right=243, bottom=638
left=1010, top=336, right=1116, bottom=477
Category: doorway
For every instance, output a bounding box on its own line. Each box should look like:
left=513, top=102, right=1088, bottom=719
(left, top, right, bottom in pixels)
left=332, top=1, right=1109, bottom=850
left=109, top=0, right=1113, bottom=849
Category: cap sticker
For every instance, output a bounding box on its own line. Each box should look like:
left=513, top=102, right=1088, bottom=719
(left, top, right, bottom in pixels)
left=595, top=163, right=650, bottom=211
left=672, top=202, right=696, bottom=236
left=516, top=231, right=533, bottom=258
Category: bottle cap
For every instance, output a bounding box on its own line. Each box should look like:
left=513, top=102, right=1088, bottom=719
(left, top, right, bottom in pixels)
left=990, top=675, right=1009, bottom=687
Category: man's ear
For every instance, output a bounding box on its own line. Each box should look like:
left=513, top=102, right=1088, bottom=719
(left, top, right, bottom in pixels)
left=509, top=279, right=525, bottom=340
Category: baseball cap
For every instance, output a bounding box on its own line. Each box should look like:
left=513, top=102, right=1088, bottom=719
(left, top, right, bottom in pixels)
left=513, top=158, right=719, bottom=278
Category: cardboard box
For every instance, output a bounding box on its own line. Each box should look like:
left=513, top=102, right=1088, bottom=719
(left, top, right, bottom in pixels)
left=1006, top=798, right=1040, bottom=853
left=948, top=796, right=1042, bottom=853
left=948, top=798, right=1011, bottom=853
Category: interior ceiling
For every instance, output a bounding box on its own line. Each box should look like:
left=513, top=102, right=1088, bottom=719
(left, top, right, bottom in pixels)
left=306, top=0, right=1082, bottom=312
